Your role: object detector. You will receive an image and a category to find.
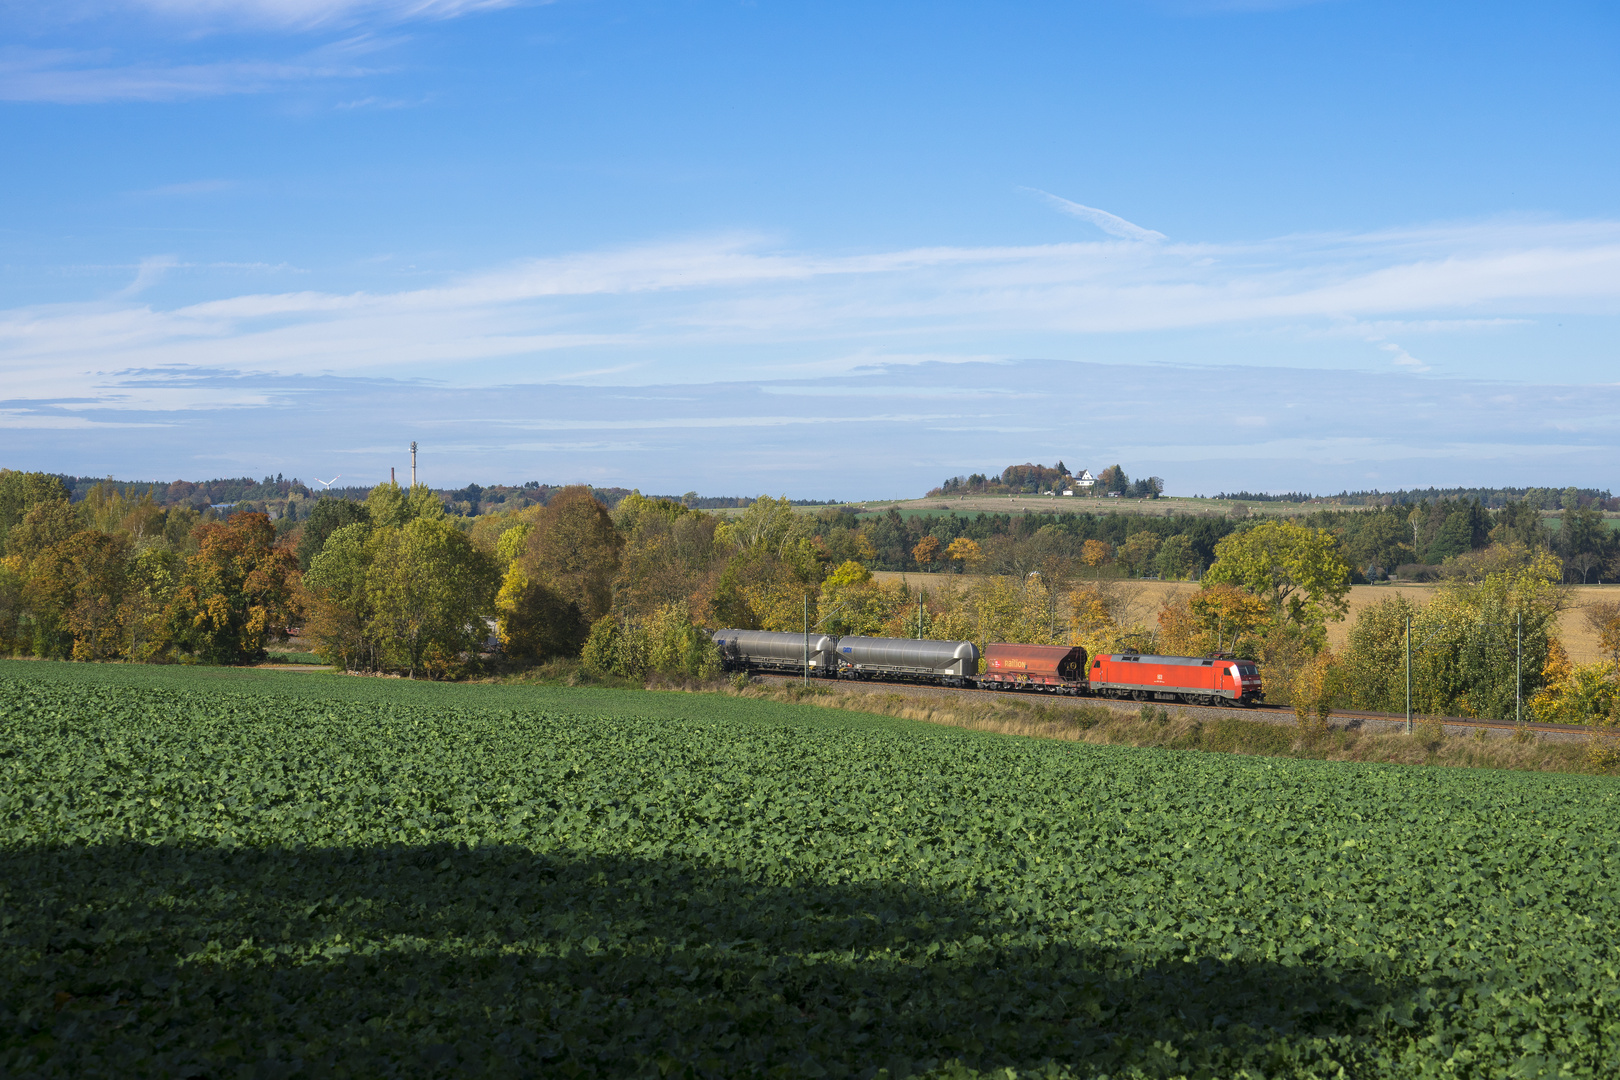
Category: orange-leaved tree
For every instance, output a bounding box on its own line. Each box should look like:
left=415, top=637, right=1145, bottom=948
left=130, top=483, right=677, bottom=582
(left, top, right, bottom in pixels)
left=912, top=535, right=941, bottom=571
left=167, top=513, right=298, bottom=664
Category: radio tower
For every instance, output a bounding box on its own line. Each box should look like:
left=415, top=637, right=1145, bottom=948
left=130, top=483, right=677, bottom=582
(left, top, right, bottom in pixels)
left=410, top=441, right=417, bottom=488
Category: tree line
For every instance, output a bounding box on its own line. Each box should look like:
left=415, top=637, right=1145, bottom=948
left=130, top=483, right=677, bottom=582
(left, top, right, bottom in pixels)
left=3, top=467, right=1617, bottom=723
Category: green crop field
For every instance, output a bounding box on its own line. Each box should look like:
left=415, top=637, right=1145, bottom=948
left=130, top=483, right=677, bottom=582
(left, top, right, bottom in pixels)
left=3, top=660, right=1618, bottom=1078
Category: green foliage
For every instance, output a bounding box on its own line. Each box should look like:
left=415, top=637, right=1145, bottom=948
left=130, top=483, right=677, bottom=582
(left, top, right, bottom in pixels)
left=365, top=517, right=497, bottom=679
left=496, top=564, right=587, bottom=663
left=295, top=496, right=370, bottom=571
left=1206, top=520, right=1351, bottom=628
left=3, top=663, right=1620, bottom=1076
left=579, top=612, right=623, bottom=675
left=581, top=602, right=720, bottom=680
left=0, top=470, right=70, bottom=556
left=302, top=522, right=380, bottom=671
left=494, top=522, right=533, bottom=570
left=364, top=481, right=445, bottom=531
left=1152, top=533, right=1199, bottom=580
left=517, top=486, right=622, bottom=624
left=1340, top=593, right=1420, bottom=712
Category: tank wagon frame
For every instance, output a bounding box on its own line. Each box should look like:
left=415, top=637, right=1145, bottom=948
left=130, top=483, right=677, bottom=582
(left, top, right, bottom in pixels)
left=713, top=629, right=840, bottom=677
left=834, top=636, right=979, bottom=687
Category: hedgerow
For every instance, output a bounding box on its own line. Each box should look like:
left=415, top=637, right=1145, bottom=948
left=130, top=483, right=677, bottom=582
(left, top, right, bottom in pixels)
left=2, top=665, right=1618, bottom=1077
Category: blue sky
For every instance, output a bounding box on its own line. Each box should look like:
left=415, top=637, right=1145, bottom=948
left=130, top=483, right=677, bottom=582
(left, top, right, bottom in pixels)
left=2, top=1, right=1618, bottom=497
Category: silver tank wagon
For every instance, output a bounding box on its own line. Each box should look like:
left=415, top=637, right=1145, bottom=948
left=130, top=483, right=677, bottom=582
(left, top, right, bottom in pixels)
left=835, top=636, right=980, bottom=686
left=712, top=629, right=840, bottom=676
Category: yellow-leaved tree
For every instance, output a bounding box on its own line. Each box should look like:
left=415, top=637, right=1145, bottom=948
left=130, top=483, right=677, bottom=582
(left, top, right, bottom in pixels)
left=943, top=537, right=984, bottom=573
left=497, top=486, right=622, bottom=662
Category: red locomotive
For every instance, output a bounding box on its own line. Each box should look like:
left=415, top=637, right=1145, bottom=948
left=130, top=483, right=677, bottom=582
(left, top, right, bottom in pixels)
left=979, top=643, right=1263, bottom=705
left=1088, top=652, right=1263, bottom=706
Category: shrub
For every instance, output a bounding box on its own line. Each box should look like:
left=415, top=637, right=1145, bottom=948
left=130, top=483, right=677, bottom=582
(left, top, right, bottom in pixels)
left=582, top=602, right=720, bottom=682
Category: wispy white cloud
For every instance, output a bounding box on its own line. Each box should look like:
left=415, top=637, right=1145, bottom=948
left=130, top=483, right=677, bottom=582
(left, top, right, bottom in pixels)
left=129, top=178, right=238, bottom=198
left=114, top=255, right=182, bottom=298
left=1378, top=343, right=1429, bottom=372
left=0, top=48, right=375, bottom=102
left=1021, top=187, right=1167, bottom=242
left=108, top=1, right=520, bottom=31
left=5, top=359, right=1617, bottom=496
left=5, top=217, right=1620, bottom=417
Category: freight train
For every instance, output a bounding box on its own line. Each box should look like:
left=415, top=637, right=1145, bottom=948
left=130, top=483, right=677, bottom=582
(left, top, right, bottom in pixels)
left=711, top=630, right=1265, bottom=705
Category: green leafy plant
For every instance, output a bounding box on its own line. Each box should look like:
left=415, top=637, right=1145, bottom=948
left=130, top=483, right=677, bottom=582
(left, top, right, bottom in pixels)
left=2, top=661, right=1618, bottom=1077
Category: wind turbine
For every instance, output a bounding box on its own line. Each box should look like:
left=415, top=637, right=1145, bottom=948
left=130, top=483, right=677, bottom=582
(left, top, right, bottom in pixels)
left=314, top=475, right=341, bottom=490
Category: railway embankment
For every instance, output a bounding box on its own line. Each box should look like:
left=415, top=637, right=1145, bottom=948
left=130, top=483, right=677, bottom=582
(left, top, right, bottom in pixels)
left=749, top=673, right=1617, bottom=775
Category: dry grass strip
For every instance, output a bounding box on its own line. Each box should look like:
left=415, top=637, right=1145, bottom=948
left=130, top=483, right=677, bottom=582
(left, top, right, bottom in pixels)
left=721, top=680, right=1620, bottom=778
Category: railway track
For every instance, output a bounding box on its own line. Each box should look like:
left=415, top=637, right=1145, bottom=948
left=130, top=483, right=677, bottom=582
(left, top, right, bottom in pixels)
left=755, top=672, right=1614, bottom=740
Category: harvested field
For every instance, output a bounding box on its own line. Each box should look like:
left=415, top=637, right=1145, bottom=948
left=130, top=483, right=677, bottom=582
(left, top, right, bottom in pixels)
left=877, top=572, right=1620, bottom=665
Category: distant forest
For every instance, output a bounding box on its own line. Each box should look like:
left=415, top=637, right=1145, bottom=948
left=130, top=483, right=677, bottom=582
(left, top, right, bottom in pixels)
left=48, top=474, right=837, bottom=519
left=1216, top=486, right=1618, bottom=510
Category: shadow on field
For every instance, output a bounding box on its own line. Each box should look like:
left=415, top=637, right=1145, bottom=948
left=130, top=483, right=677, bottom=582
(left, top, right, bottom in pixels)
left=3, top=843, right=1414, bottom=1079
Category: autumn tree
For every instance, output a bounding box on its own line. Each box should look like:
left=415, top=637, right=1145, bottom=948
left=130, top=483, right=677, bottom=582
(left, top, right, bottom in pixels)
left=1338, top=593, right=1421, bottom=713
left=123, top=544, right=179, bottom=662
left=1096, top=465, right=1129, bottom=496
left=1117, top=532, right=1161, bottom=578
left=0, top=558, right=23, bottom=654
left=816, top=560, right=935, bottom=639
left=929, top=574, right=1066, bottom=652
left=166, top=513, right=298, bottom=664
left=1188, top=584, right=1271, bottom=654
left=493, top=487, right=624, bottom=657
left=302, top=523, right=379, bottom=671
left=7, top=500, right=86, bottom=656
left=58, top=531, right=134, bottom=660
left=0, top=471, right=69, bottom=556
left=496, top=523, right=535, bottom=570
left=496, top=566, right=588, bottom=662
left=912, top=535, right=941, bottom=571
left=1340, top=545, right=1564, bottom=719
left=518, top=486, right=622, bottom=622
left=1080, top=539, right=1114, bottom=569
left=709, top=495, right=826, bottom=631
left=1204, top=520, right=1351, bottom=641
left=1587, top=600, right=1620, bottom=673
left=7, top=499, right=79, bottom=564
left=367, top=517, right=497, bottom=678
left=611, top=492, right=722, bottom=619
left=944, top=537, right=984, bottom=573
left=1069, top=583, right=1129, bottom=654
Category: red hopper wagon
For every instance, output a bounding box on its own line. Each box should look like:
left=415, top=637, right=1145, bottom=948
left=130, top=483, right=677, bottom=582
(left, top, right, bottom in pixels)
left=981, top=643, right=1089, bottom=694
left=1089, top=653, right=1264, bottom=706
